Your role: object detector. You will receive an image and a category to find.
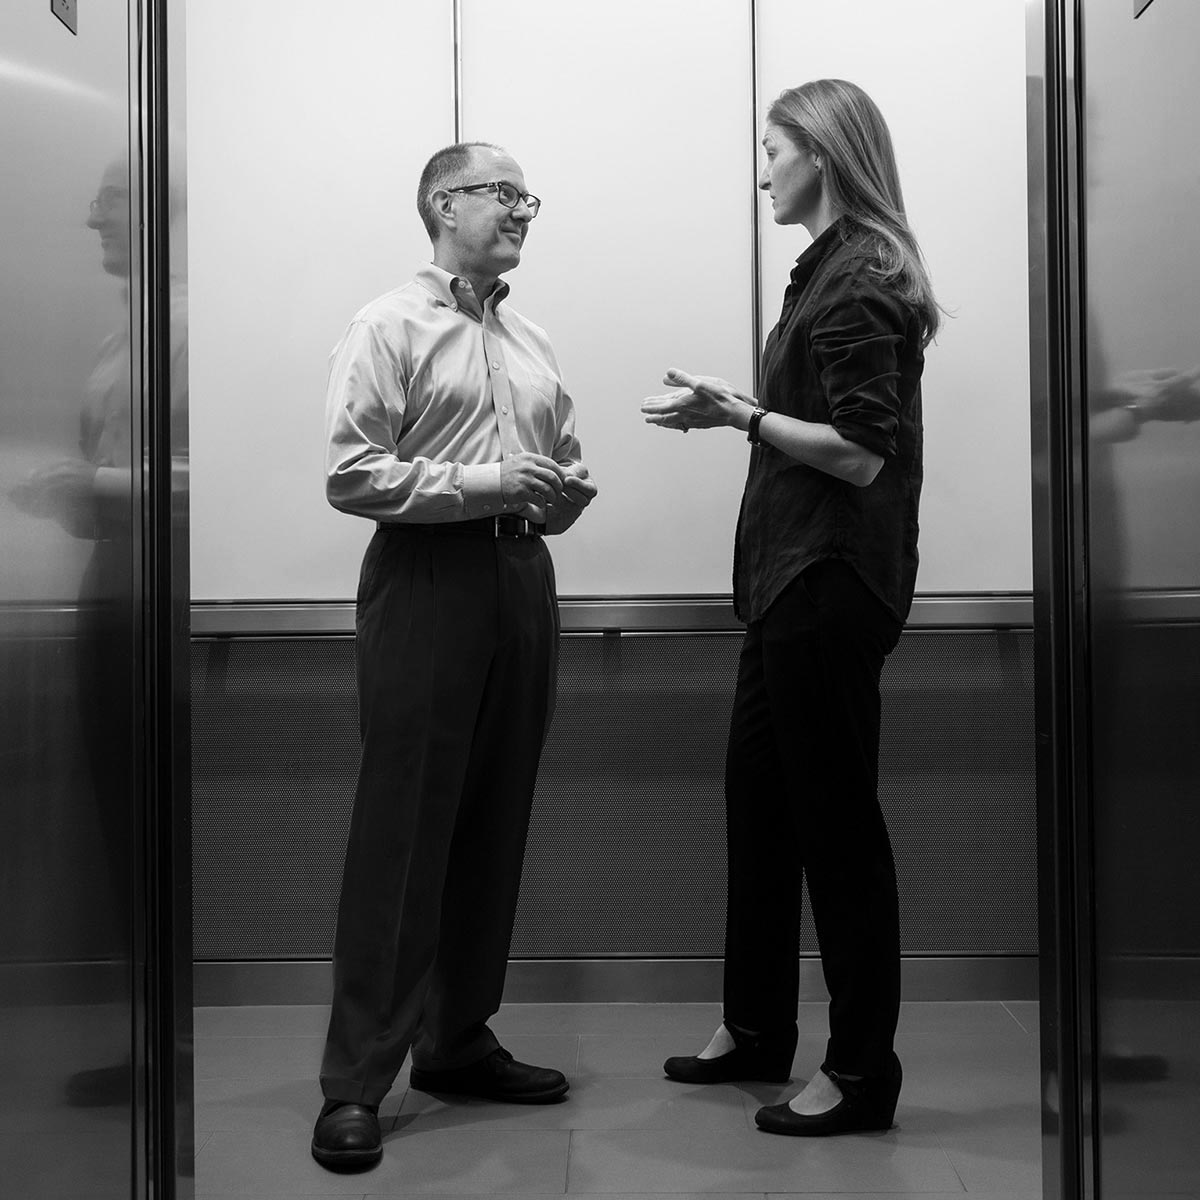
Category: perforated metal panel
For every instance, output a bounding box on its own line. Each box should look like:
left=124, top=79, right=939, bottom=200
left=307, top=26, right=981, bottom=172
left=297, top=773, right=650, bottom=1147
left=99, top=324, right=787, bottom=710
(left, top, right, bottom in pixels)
left=191, top=629, right=1036, bottom=960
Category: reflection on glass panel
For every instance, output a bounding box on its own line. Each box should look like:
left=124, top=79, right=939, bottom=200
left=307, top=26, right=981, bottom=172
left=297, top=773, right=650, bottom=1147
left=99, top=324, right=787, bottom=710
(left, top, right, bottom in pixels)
left=1084, top=0, right=1200, bottom=1194
left=0, top=5, right=136, bottom=1196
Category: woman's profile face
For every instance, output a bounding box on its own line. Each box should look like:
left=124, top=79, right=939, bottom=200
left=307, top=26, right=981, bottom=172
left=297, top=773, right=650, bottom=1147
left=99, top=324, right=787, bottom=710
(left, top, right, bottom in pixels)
left=758, top=123, right=823, bottom=227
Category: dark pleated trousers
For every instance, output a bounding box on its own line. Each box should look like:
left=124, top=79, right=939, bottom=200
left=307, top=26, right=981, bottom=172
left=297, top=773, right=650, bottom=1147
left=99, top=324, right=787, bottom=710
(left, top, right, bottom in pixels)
left=723, top=558, right=903, bottom=1078
left=319, top=526, right=559, bottom=1106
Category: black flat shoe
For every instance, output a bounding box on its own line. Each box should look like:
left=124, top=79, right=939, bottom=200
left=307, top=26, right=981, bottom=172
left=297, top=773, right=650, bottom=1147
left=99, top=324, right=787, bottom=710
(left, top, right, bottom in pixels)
left=410, top=1047, right=569, bottom=1104
left=311, top=1101, right=382, bottom=1171
left=64, top=1061, right=131, bottom=1108
left=1100, top=1051, right=1169, bottom=1082
left=755, top=1052, right=902, bottom=1136
left=664, top=1022, right=797, bottom=1084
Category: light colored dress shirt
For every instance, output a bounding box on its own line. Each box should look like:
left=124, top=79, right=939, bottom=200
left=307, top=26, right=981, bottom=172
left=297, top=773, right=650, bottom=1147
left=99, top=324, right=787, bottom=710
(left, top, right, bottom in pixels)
left=325, top=263, right=584, bottom=523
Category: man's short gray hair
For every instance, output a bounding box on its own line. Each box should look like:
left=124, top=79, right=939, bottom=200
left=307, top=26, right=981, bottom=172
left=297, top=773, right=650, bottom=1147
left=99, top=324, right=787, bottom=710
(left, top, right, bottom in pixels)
left=416, top=141, right=504, bottom=242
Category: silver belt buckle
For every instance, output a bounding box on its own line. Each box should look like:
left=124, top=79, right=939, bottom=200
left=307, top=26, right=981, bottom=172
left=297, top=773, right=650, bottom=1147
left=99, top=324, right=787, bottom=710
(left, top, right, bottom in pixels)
left=494, top=515, right=531, bottom=538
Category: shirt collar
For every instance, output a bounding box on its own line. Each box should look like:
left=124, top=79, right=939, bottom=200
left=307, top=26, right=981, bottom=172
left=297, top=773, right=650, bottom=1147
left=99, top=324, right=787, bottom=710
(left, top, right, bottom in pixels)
left=789, top=217, right=848, bottom=283
left=415, top=263, right=511, bottom=312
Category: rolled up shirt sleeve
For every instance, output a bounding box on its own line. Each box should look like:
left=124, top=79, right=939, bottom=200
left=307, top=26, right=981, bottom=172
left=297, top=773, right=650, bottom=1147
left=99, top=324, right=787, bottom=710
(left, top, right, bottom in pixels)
left=325, top=319, right=504, bottom=521
left=811, top=284, right=906, bottom=460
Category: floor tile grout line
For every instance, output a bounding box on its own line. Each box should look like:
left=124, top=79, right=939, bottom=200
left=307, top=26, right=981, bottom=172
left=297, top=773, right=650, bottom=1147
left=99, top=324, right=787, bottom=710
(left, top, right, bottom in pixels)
left=940, top=1137, right=970, bottom=1193
left=563, top=1125, right=574, bottom=1194
left=999, top=999, right=1034, bottom=1035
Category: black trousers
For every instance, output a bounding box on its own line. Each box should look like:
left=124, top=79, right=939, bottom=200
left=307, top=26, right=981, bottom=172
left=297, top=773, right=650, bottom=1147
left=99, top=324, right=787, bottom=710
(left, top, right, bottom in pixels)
left=723, top=558, right=903, bottom=1078
left=319, top=527, right=559, bottom=1106
left=78, top=541, right=136, bottom=961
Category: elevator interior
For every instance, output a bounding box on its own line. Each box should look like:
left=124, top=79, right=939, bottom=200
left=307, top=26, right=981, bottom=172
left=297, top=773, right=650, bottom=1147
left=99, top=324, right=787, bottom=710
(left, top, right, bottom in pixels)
left=1, top=1, right=1198, bottom=1197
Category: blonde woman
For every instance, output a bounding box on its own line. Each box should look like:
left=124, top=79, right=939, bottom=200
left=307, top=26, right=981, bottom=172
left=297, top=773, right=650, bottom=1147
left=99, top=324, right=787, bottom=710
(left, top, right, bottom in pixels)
left=643, top=79, right=939, bottom=1137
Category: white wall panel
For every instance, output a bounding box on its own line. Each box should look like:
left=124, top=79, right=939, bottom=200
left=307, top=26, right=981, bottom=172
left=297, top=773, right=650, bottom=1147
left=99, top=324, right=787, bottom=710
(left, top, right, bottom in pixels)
left=187, top=1, right=1031, bottom=601
left=460, top=0, right=755, bottom=595
left=187, top=0, right=454, bottom=600
left=757, top=0, right=1031, bottom=592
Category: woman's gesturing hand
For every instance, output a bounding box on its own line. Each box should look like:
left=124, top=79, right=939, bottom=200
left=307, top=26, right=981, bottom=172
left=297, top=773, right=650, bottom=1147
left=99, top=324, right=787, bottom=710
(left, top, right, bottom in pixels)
left=641, top=368, right=754, bottom=433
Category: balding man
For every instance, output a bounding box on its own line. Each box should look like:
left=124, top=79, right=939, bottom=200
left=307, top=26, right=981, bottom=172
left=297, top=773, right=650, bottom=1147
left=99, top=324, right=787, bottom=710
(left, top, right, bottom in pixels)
left=313, top=142, right=596, bottom=1171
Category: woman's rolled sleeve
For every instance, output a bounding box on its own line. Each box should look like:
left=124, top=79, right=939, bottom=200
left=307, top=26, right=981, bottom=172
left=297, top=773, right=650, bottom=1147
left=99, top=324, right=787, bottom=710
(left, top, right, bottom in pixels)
left=811, top=286, right=906, bottom=459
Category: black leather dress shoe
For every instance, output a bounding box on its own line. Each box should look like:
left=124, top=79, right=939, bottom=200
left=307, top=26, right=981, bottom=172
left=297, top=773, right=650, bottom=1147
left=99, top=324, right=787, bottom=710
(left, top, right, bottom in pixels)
left=65, top=1062, right=131, bottom=1107
left=410, top=1047, right=569, bottom=1104
left=755, top=1052, right=902, bottom=1136
left=664, top=1023, right=797, bottom=1084
left=311, top=1101, right=382, bottom=1171
left=1100, top=1051, right=1169, bottom=1082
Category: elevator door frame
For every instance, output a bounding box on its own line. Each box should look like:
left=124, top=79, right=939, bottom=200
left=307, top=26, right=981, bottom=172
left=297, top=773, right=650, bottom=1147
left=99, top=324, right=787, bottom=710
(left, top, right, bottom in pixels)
left=136, top=0, right=194, bottom=1195
left=145, top=0, right=1094, bottom=1195
left=1029, top=1, right=1099, bottom=1199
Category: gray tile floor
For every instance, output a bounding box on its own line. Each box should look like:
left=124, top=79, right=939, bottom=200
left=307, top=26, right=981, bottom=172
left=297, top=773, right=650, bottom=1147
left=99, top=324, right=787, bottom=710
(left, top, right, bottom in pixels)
left=194, top=1000, right=1042, bottom=1199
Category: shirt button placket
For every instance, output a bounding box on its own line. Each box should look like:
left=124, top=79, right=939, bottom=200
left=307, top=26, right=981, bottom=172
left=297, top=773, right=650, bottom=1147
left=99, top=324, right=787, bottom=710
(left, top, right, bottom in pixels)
left=485, top=335, right=515, bottom=459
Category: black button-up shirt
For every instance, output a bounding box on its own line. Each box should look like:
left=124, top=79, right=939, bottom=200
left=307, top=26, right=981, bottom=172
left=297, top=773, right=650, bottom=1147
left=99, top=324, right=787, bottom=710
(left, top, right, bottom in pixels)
left=734, top=219, right=924, bottom=624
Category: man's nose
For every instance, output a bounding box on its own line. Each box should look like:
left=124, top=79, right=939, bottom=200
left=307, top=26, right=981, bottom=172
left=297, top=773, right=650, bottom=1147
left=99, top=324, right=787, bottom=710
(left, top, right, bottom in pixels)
left=757, top=168, right=770, bottom=191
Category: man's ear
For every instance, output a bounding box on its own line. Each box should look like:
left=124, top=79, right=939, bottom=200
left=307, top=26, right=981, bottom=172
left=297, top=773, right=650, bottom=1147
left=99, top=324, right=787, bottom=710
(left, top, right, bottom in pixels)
left=430, top=188, right=457, bottom=235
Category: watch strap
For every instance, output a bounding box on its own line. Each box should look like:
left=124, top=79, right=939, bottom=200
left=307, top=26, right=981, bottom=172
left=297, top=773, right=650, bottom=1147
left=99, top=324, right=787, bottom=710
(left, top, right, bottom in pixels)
left=747, top=406, right=767, bottom=446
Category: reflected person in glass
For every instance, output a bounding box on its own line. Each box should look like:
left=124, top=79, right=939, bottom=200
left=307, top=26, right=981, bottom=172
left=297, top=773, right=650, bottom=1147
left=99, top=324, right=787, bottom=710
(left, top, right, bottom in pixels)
left=11, top=157, right=188, bottom=1106
left=642, top=79, right=940, bottom=1136
left=1085, top=349, right=1200, bottom=1097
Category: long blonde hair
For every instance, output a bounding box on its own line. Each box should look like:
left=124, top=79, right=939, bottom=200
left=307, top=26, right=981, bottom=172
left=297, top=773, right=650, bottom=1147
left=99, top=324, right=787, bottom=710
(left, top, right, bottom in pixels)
left=767, top=79, right=941, bottom=346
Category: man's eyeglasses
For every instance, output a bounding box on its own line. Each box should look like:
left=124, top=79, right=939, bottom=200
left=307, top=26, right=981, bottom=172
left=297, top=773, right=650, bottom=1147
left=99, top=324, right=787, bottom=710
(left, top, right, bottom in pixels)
left=446, top=181, right=541, bottom=217
left=89, top=187, right=129, bottom=216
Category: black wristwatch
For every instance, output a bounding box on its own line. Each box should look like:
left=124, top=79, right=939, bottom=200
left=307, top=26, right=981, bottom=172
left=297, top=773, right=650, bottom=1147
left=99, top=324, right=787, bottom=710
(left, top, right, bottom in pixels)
left=747, top=406, right=767, bottom=446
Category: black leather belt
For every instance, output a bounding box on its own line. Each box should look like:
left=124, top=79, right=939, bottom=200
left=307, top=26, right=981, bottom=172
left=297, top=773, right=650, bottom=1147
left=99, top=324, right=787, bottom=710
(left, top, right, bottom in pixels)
left=378, top=515, right=545, bottom=539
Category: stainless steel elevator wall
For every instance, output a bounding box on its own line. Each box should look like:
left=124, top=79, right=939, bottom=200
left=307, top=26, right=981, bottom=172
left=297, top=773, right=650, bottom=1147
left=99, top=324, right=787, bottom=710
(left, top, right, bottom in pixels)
left=1081, top=1, right=1200, bottom=1192
left=0, top=5, right=141, bottom=1195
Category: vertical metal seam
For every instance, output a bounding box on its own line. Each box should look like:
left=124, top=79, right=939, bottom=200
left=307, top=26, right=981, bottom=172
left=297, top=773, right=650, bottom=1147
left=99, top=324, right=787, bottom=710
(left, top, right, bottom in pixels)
left=1031, top=0, right=1097, bottom=1197
left=749, top=0, right=763, bottom=398
left=1068, top=6, right=1101, bottom=1193
left=128, top=2, right=151, bottom=1195
left=452, top=0, right=463, bottom=142
left=1026, top=1, right=1067, bottom=1196
left=135, top=0, right=193, bottom=1193
left=1061, top=2, right=1099, bottom=1195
